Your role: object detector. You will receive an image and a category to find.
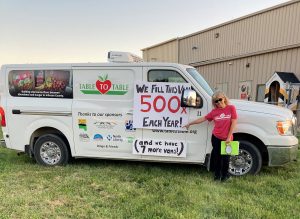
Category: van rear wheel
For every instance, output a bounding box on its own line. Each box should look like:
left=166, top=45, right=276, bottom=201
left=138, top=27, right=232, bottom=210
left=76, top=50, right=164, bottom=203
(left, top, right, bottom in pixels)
left=34, top=134, right=69, bottom=166
left=228, top=140, right=262, bottom=176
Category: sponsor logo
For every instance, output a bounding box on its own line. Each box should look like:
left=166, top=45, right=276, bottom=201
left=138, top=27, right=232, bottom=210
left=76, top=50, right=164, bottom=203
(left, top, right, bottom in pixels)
left=106, top=134, right=123, bottom=142
left=125, top=120, right=136, bottom=132
left=94, top=121, right=117, bottom=129
left=112, top=134, right=123, bottom=142
left=127, top=137, right=134, bottom=143
left=79, top=133, right=90, bottom=142
left=93, top=134, right=103, bottom=141
left=107, top=134, right=112, bottom=141
left=80, top=74, right=128, bottom=95
left=78, top=119, right=87, bottom=131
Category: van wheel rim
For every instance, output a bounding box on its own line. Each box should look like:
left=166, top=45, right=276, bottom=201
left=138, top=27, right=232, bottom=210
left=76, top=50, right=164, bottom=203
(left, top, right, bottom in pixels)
left=229, top=149, right=253, bottom=176
left=40, top=141, right=61, bottom=165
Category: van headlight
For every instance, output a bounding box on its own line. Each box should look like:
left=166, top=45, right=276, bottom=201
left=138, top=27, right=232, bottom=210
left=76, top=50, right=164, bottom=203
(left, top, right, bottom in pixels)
left=276, top=120, right=293, bottom=136
left=292, top=115, right=297, bottom=135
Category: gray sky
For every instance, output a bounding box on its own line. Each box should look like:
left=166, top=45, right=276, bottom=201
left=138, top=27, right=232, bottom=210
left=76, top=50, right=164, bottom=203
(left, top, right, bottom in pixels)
left=0, top=0, right=289, bottom=66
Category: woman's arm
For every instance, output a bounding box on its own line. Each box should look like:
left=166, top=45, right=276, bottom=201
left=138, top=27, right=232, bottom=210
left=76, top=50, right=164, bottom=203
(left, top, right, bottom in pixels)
left=182, top=116, right=207, bottom=129
left=226, top=119, right=237, bottom=143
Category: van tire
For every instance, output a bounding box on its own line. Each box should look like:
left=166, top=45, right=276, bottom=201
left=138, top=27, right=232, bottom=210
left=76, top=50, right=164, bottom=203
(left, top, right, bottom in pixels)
left=34, top=134, right=70, bottom=166
left=229, top=140, right=262, bottom=176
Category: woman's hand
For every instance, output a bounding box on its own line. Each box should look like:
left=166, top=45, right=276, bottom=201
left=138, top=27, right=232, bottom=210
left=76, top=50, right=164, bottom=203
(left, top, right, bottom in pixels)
left=182, top=117, right=206, bottom=130
left=182, top=123, right=190, bottom=130
left=225, top=137, right=231, bottom=144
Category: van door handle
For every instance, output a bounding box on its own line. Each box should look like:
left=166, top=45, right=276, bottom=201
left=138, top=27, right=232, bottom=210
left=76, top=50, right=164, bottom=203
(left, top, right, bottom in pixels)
left=12, top=109, right=21, bottom=114
left=126, top=110, right=133, bottom=115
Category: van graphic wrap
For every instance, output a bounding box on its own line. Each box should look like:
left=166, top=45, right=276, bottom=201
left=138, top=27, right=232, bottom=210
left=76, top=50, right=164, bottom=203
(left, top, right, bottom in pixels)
left=125, top=120, right=136, bottom=132
left=80, top=75, right=128, bottom=95
left=93, top=134, right=103, bottom=141
left=79, top=133, right=90, bottom=142
left=96, top=75, right=111, bottom=94
left=78, top=119, right=87, bottom=131
left=8, top=70, right=73, bottom=98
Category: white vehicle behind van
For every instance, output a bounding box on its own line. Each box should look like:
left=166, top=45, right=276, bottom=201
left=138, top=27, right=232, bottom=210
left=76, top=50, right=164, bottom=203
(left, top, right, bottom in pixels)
left=0, top=52, right=298, bottom=176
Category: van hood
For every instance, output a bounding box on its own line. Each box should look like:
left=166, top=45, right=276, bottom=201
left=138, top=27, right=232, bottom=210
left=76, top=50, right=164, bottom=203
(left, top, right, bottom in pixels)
left=231, top=99, right=294, bottom=118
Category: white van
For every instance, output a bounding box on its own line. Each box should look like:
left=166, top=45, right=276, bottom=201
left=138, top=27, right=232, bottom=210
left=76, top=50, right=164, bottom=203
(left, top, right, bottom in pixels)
left=0, top=52, right=298, bottom=176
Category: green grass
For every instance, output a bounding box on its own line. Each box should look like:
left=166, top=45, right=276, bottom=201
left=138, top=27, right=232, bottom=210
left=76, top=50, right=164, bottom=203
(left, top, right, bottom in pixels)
left=0, top=137, right=299, bottom=218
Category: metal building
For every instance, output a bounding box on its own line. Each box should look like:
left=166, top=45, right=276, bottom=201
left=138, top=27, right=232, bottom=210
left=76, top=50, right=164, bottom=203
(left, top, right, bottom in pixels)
left=142, top=0, right=300, bottom=101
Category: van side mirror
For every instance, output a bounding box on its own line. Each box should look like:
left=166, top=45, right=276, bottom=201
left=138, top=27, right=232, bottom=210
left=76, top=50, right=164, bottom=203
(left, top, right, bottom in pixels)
left=181, top=89, right=202, bottom=108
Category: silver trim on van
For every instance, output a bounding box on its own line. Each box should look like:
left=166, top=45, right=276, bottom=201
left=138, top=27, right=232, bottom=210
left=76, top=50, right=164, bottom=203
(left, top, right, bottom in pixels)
left=13, top=110, right=72, bottom=116
left=267, top=144, right=298, bottom=166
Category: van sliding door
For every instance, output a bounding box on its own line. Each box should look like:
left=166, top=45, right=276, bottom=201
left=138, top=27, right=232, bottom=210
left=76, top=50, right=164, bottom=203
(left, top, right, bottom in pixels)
left=72, top=66, right=143, bottom=159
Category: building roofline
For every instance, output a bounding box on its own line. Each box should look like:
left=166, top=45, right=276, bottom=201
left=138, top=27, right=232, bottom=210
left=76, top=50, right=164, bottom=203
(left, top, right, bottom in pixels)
left=141, top=38, right=179, bottom=51
left=142, top=0, right=298, bottom=50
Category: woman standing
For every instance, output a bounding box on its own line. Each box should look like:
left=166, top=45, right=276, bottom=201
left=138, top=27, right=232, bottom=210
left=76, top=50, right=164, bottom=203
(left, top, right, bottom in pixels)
left=183, top=91, right=237, bottom=182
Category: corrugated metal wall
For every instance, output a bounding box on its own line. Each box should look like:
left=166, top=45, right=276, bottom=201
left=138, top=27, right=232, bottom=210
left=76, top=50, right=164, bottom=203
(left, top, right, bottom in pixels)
left=142, top=39, right=178, bottom=63
left=198, top=47, right=300, bottom=99
left=179, top=1, right=300, bottom=65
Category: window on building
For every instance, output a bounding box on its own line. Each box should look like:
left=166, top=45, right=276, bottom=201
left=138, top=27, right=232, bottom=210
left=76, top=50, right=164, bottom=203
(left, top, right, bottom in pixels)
left=256, top=84, right=266, bottom=102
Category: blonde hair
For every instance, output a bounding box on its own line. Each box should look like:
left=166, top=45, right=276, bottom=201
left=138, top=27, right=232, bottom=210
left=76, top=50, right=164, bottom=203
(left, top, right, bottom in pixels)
left=212, top=90, right=230, bottom=108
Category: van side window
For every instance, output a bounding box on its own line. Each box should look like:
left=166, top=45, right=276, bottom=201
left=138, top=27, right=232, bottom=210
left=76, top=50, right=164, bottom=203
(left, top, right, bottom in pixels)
left=148, top=70, right=186, bottom=83
left=148, top=69, right=203, bottom=109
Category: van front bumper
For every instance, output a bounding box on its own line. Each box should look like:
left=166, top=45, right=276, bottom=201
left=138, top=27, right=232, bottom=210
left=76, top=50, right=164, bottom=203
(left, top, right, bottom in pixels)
left=267, top=144, right=298, bottom=166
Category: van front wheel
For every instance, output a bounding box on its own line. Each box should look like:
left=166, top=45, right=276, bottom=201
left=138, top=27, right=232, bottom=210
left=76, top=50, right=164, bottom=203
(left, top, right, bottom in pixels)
left=228, top=140, right=262, bottom=176
left=34, top=134, right=69, bottom=166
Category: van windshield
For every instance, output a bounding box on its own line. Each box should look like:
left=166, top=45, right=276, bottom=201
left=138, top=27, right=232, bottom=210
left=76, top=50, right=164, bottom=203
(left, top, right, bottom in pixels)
left=186, top=68, right=213, bottom=96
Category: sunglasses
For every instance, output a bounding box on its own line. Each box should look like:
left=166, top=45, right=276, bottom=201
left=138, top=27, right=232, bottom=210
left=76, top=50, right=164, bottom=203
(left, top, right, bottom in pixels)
left=214, top=98, right=223, bottom=103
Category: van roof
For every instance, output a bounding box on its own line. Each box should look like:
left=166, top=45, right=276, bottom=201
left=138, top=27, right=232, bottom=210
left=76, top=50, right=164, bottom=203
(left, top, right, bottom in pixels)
left=1, top=62, right=193, bottom=69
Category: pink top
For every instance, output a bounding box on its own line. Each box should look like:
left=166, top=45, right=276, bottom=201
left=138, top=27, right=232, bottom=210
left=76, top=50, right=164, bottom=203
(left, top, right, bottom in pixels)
left=205, top=105, right=237, bottom=140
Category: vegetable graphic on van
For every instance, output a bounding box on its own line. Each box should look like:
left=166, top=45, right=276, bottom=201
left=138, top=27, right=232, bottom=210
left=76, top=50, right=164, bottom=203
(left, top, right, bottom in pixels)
left=96, top=75, right=111, bottom=94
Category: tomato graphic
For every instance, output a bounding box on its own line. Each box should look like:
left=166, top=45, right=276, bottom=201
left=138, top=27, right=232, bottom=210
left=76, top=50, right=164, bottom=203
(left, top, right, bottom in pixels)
left=96, top=75, right=112, bottom=94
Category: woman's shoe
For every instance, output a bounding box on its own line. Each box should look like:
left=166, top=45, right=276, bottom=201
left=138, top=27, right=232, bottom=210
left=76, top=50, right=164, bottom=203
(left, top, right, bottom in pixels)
left=220, top=175, right=231, bottom=182
left=214, top=175, right=221, bottom=181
